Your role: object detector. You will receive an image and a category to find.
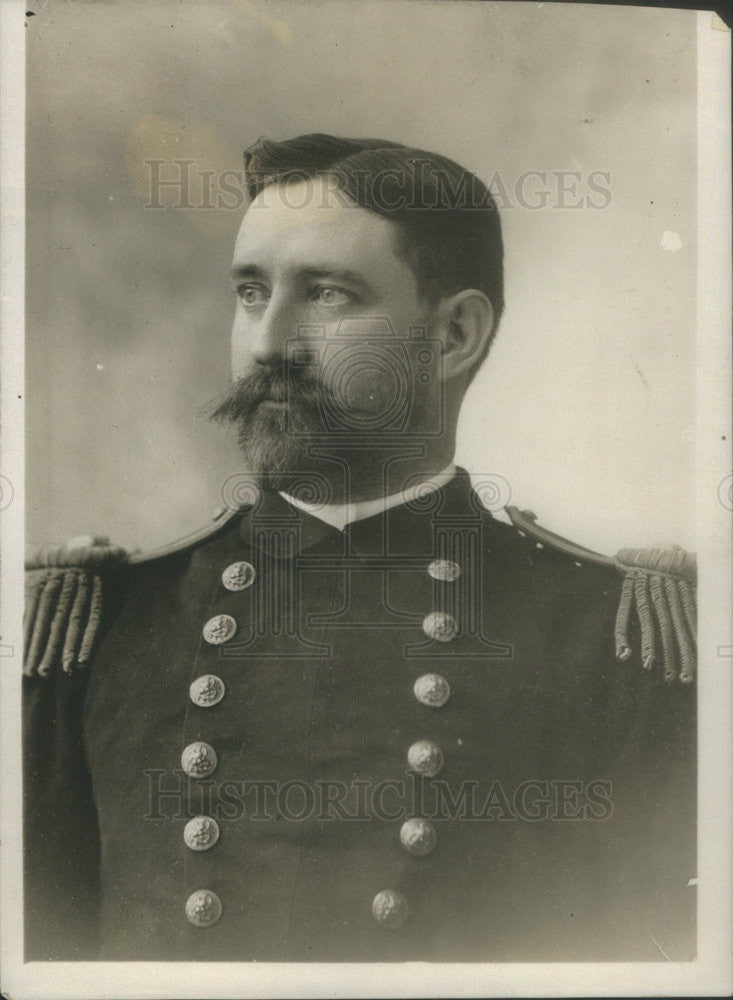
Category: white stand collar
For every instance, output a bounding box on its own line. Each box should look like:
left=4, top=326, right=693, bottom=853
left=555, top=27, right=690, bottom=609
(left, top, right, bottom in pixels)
left=280, top=464, right=457, bottom=532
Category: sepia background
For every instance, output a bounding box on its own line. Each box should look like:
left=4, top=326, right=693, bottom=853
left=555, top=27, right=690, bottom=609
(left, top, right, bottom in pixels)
left=26, top=0, right=697, bottom=555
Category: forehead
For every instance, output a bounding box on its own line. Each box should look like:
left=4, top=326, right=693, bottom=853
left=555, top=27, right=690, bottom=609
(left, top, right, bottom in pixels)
left=232, top=176, right=412, bottom=282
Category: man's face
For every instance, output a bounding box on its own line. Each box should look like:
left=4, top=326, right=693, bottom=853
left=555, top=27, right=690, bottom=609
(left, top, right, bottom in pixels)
left=216, top=175, right=442, bottom=489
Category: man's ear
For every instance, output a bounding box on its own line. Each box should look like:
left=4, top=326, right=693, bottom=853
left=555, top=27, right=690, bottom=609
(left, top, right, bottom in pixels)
left=435, top=289, right=494, bottom=383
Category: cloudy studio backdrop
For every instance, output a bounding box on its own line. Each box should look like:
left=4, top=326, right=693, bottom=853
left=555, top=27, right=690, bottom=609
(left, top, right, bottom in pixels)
left=26, top=0, right=697, bottom=556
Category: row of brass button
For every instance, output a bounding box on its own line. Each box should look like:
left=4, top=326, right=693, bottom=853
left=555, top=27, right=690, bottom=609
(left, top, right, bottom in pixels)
left=184, top=559, right=460, bottom=929
left=189, top=671, right=450, bottom=713
left=185, top=885, right=412, bottom=930
left=180, top=733, right=448, bottom=783
left=217, top=558, right=459, bottom=589
left=370, top=559, right=460, bottom=928
left=201, top=610, right=459, bottom=648
left=201, top=559, right=462, bottom=649
left=182, top=813, right=437, bottom=859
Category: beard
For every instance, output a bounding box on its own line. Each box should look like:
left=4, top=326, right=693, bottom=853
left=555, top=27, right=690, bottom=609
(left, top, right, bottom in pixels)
left=210, top=354, right=439, bottom=500
left=209, top=362, right=341, bottom=492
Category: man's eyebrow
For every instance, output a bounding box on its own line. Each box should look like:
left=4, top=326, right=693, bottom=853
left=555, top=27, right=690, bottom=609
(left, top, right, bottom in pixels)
left=299, top=267, right=370, bottom=287
left=229, top=263, right=267, bottom=282
left=298, top=268, right=379, bottom=300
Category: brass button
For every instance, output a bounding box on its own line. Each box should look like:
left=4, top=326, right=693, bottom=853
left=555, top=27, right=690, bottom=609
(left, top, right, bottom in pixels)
left=202, top=614, right=237, bottom=645
left=372, top=889, right=409, bottom=928
left=427, top=559, right=461, bottom=582
left=407, top=739, right=444, bottom=777
left=189, top=674, right=226, bottom=708
left=413, top=673, right=451, bottom=708
left=181, top=741, right=218, bottom=779
left=185, top=889, right=222, bottom=927
left=400, top=818, right=437, bottom=856
left=221, top=561, right=256, bottom=592
left=421, top=611, right=457, bottom=643
left=183, top=816, right=220, bottom=852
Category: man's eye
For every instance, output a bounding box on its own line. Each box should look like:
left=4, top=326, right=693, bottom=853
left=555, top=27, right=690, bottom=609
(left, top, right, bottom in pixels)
left=238, top=284, right=268, bottom=307
left=311, top=285, right=351, bottom=307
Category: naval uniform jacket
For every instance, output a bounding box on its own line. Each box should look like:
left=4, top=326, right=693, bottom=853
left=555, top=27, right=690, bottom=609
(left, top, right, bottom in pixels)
left=24, top=470, right=695, bottom=962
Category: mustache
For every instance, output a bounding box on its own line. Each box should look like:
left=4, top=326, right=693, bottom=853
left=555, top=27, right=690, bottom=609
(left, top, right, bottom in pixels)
left=207, top=362, right=332, bottom=424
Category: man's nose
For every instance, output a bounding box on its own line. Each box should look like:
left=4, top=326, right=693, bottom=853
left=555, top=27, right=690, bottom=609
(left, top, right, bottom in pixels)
left=242, top=295, right=298, bottom=366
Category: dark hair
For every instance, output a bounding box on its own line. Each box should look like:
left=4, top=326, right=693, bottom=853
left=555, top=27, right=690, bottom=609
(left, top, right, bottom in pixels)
left=243, top=133, right=504, bottom=358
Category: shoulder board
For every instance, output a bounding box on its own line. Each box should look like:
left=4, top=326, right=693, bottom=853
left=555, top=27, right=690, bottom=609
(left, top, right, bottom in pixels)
left=24, top=506, right=244, bottom=677
left=505, top=506, right=697, bottom=685
left=127, top=504, right=243, bottom=565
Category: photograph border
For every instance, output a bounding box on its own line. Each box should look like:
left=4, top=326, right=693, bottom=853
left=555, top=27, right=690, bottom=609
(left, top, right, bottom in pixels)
left=2, top=3, right=731, bottom=997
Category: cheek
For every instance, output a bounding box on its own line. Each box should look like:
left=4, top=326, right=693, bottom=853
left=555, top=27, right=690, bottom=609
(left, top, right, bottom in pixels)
left=340, top=363, right=397, bottom=412
left=321, top=343, right=413, bottom=420
left=230, top=340, right=247, bottom=380
left=230, top=310, right=255, bottom=379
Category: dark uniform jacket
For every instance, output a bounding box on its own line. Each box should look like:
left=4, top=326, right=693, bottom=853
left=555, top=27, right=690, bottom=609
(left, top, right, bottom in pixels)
left=24, top=470, right=696, bottom=962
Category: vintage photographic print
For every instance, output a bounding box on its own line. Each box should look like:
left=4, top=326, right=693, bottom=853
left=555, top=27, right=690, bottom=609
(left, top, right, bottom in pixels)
left=1, top=0, right=730, bottom=997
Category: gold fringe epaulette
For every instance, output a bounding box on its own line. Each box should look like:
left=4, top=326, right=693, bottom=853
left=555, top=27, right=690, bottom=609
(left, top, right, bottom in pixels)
left=505, top=507, right=697, bottom=684
left=613, top=547, right=696, bottom=684
left=24, top=536, right=128, bottom=677
left=24, top=507, right=244, bottom=677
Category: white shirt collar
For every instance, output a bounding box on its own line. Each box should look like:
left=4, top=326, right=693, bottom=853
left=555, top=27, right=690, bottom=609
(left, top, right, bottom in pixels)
left=280, top=464, right=457, bottom=532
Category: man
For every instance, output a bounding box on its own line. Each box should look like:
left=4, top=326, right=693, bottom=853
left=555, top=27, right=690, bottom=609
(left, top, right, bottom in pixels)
left=24, top=134, right=696, bottom=962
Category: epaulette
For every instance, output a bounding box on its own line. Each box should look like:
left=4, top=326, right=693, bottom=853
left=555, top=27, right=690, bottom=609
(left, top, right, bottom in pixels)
left=24, top=507, right=242, bottom=677
left=505, top=507, right=696, bottom=685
